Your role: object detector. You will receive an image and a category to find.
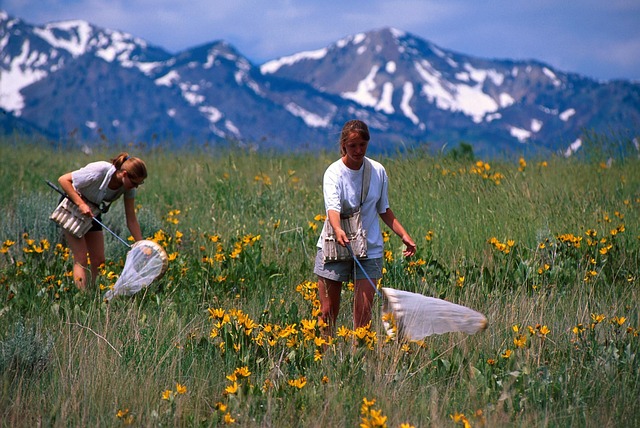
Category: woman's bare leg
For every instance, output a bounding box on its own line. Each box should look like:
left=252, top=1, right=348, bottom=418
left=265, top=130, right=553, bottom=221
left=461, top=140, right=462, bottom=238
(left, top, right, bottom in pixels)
left=353, top=278, right=377, bottom=329
left=63, top=231, right=90, bottom=290
left=85, top=231, right=105, bottom=287
left=317, top=276, right=342, bottom=336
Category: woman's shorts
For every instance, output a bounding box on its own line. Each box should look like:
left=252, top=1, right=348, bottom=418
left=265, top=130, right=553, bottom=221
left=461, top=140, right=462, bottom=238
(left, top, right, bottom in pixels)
left=88, top=213, right=103, bottom=233
left=313, top=248, right=382, bottom=283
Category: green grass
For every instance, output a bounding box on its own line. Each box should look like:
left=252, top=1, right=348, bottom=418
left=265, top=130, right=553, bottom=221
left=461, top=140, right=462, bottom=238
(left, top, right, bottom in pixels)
left=0, top=137, right=639, bottom=427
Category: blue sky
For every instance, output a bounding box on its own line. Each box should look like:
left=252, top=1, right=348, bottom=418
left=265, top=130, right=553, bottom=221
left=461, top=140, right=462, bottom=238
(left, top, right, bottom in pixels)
left=4, top=0, right=639, bottom=81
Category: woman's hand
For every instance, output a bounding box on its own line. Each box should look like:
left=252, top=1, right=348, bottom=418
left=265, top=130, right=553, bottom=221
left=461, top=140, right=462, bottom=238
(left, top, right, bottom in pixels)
left=58, top=173, right=92, bottom=216
left=327, top=210, right=349, bottom=246
left=335, top=228, right=349, bottom=247
left=401, top=234, right=417, bottom=257
left=78, top=202, right=94, bottom=217
left=379, top=209, right=416, bottom=257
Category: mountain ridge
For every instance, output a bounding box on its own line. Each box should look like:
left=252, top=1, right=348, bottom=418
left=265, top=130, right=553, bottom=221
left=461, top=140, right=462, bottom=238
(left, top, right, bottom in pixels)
left=1, top=11, right=638, bottom=157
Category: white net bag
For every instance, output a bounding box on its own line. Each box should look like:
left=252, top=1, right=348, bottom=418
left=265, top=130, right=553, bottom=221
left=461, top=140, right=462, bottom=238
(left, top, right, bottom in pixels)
left=381, top=287, right=487, bottom=341
left=104, top=240, right=168, bottom=301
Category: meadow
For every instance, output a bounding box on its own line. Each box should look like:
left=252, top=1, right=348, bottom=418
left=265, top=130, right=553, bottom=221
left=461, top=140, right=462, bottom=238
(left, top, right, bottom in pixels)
left=0, top=136, right=638, bottom=427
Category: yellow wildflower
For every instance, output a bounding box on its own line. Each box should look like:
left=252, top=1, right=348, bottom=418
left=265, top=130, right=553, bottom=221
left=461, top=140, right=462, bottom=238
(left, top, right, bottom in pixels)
left=224, top=412, right=236, bottom=424
left=287, top=376, right=307, bottom=389
left=514, top=334, right=527, bottom=348
left=225, top=382, right=238, bottom=395
left=234, top=366, right=251, bottom=377
left=611, top=316, right=626, bottom=326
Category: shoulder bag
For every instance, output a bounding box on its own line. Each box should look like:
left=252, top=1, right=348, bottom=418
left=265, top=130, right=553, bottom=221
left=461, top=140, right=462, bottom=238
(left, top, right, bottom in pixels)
left=321, top=159, right=371, bottom=262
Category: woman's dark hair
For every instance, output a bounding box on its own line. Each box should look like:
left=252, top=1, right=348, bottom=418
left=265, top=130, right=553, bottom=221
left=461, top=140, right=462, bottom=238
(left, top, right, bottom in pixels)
left=339, top=120, right=370, bottom=156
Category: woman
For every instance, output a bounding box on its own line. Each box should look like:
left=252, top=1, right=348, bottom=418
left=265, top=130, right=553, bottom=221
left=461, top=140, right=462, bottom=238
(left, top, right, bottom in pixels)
left=57, top=152, right=147, bottom=290
left=315, top=120, right=416, bottom=334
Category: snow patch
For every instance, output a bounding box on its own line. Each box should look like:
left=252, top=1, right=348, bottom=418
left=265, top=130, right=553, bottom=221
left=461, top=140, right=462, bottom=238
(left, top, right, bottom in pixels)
left=446, top=57, right=458, bottom=68
left=376, top=82, right=395, bottom=114
left=559, top=108, right=575, bottom=121
left=245, top=79, right=263, bottom=96
left=336, top=32, right=366, bottom=49
left=431, top=45, right=446, bottom=58
left=510, top=127, right=531, bottom=142
left=464, top=63, right=504, bottom=86
left=33, top=20, right=93, bottom=57
left=155, top=70, right=180, bottom=86
left=260, top=47, right=328, bottom=74
left=415, top=60, right=498, bottom=123
left=389, top=28, right=406, bottom=39
left=539, top=106, right=559, bottom=115
left=137, top=61, right=162, bottom=74
left=385, top=61, right=396, bottom=74
left=543, top=67, right=561, bottom=87
left=564, top=138, right=582, bottom=157
left=400, top=82, right=419, bottom=125
left=0, top=40, right=48, bottom=112
left=499, top=93, right=515, bottom=108
left=224, top=120, right=241, bottom=137
left=199, top=106, right=223, bottom=123
left=285, top=103, right=331, bottom=127
left=485, top=113, right=501, bottom=122
left=341, top=65, right=380, bottom=107
left=180, top=82, right=204, bottom=105
left=531, top=119, right=543, bottom=133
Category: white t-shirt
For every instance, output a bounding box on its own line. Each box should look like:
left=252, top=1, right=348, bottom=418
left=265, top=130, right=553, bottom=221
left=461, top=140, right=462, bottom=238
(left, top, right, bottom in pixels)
left=71, top=161, right=136, bottom=205
left=317, top=157, right=390, bottom=258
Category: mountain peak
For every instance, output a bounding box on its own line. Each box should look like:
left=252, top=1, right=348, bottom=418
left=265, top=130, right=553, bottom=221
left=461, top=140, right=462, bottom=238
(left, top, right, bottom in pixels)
left=1, top=9, right=638, bottom=157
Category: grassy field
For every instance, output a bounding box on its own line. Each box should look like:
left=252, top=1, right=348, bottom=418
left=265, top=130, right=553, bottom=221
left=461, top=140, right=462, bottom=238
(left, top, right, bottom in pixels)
left=0, top=137, right=639, bottom=427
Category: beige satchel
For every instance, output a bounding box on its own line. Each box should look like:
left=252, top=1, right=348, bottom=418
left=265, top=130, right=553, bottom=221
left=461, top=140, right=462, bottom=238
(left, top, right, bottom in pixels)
left=321, top=208, right=368, bottom=261
left=321, top=159, right=371, bottom=262
left=50, top=198, right=98, bottom=238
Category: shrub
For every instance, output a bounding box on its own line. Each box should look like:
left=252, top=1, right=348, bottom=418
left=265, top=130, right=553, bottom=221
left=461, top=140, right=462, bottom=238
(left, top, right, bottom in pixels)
left=0, top=319, right=54, bottom=375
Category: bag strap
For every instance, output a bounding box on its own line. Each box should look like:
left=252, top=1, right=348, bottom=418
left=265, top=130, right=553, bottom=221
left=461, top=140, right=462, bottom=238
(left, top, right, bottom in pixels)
left=360, top=158, right=371, bottom=207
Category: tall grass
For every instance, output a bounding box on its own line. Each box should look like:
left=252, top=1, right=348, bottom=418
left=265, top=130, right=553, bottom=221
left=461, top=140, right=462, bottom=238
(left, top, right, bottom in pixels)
left=0, top=138, right=638, bottom=427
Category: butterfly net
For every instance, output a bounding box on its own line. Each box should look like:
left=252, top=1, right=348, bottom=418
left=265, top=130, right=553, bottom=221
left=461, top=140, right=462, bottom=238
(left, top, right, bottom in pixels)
left=381, top=287, right=487, bottom=341
left=104, top=240, right=168, bottom=301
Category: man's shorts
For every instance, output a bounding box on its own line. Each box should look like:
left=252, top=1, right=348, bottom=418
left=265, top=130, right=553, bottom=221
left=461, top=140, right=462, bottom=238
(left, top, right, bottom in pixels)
left=313, top=248, right=382, bottom=283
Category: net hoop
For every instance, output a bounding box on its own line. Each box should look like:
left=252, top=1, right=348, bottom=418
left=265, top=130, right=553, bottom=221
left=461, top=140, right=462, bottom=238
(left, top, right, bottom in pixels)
left=103, top=239, right=169, bottom=301
left=132, top=239, right=169, bottom=278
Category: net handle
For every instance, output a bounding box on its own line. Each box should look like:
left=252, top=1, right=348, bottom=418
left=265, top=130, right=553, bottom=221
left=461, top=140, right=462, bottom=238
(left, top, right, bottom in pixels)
left=45, top=180, right=131, bottom=248
left=345, top=243, right=383, bottom=298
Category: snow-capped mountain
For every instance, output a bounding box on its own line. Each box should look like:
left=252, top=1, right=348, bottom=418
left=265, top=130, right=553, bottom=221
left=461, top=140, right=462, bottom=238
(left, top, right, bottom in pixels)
left=2, top=10, right=639, bottom=156
left=0, top=10, right=169, bottom=111
left=262, top=27, right=640, bottom=155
